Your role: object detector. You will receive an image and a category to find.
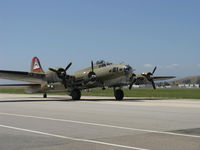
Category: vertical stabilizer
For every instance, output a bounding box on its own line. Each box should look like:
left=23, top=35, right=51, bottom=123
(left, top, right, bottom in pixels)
left=31, top=57, right=44, bottom=73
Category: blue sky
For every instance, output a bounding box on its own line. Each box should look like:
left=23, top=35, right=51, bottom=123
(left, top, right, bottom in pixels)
left=0, top=0, right=200, bottom=83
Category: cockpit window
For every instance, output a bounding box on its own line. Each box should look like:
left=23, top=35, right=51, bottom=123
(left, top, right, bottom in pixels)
left=124, top=65, right=132, bottom=73
left=98, top=64, right=106, bottom=68
left=96, top=60, right=113, bottom=68
left=106, top=63, right=112, bottom=66
left=96, top=60, right=105, bottom=64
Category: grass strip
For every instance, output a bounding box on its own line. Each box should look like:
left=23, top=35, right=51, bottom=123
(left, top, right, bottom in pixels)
left=0, top=88, right=199, bottom=99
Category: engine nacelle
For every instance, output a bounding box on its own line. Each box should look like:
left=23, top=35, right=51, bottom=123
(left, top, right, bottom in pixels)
left=141, top=72, right=152, bottom=77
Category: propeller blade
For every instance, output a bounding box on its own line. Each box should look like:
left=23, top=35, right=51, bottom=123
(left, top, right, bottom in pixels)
left=65, top=62, right=72, bottom=71
left=63, top=79, right=67, bottom=88
left=129, top=74, right=136, bottom=90
left=152, top=66, right=157, bottom=75
left=91, top=61, right=94, bottom=72
left=129, top=84, right=133, bottom=90
left=49, top=68, right=58, bottom=73
left=151, top=80, right=156, bottom=89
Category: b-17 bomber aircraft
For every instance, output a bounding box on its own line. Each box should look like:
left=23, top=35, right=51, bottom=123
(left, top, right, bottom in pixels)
left=0, top=57, right=175, bottom=100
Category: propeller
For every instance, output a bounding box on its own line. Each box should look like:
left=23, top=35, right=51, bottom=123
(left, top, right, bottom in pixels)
left=129, top=73, right=136, bottom=90
left=136, top=66, right=157, bottom=90
left=87, top=61, right=96, bottom=81
left=49, top=62, right=72, bottom=88
left=146, top=66, right=157, bottom=89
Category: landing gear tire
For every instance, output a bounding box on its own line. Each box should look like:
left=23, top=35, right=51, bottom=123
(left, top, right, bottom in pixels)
left=71, top=89, right=81, bottom=100
left=114, top=89, right=124, bottom=100
left=43, top=93, right=47, bottom=98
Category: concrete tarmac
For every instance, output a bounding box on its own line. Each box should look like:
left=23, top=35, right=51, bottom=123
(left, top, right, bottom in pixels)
left=0, top=94, right=200, bottom=150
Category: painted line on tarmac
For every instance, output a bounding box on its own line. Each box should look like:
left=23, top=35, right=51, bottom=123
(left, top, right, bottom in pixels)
left=0, top=112, right=200, bottom=139
left=0, top=124, right=149, bottom=150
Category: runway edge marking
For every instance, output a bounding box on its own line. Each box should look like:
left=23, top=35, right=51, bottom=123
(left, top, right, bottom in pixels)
left=0, top=112, right=200, bottom=139
left=0, top=124, right=149, bottom=150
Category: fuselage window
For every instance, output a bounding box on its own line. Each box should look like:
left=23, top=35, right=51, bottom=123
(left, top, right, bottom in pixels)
left=113, top=67, right=118, bottom=72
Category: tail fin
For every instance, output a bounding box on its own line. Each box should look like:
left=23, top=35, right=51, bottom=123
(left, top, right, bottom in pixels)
left=31, top=57, right=44, bottom=73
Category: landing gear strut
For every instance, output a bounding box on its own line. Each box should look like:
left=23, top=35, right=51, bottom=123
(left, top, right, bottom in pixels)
left=71, top=89, right=81, bottom=100
left=114, top=89, right=124, bottom=100
left=43, top=93, right=47, bottom=98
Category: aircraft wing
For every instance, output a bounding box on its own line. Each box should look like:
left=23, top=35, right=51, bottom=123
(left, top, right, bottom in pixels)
left=129, top=73, right=176, bottom=89
left=153, top=76, right=176, bottom=81
left=0, top=70, right=46, bottom=83
left=0, top=84, right=41, bottom=87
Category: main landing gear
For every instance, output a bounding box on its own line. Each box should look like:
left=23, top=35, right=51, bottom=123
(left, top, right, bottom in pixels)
left=71, top=89, right=81, bottom=100
left=43, top=93, right=47, bottom=98
left=114, top=89, right=124, bottom=100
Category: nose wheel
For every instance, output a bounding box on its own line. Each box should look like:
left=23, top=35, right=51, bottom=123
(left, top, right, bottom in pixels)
left=114, top=89, right=124, bottom=100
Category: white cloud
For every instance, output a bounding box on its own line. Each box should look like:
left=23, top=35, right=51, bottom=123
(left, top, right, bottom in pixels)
left=166, top=64, right=179, bottom=68
left=172, top=64, right=179, bottom=67
left=144, top=64, right=153, bottom=68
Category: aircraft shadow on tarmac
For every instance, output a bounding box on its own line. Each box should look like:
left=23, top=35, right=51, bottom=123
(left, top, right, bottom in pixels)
left=0, top=97, right=165, bottom=103
left=0, top=99, right=68, bottom=103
